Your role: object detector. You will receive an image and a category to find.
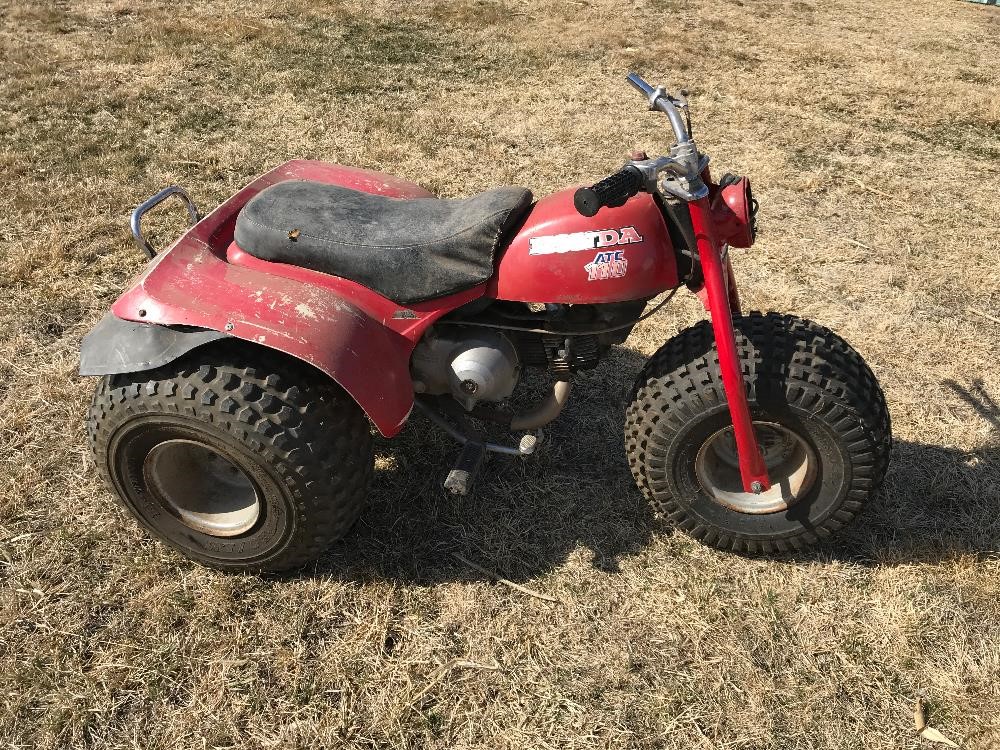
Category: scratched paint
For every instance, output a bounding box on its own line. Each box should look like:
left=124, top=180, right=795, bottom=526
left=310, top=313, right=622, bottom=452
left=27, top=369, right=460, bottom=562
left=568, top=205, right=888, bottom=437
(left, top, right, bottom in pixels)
left=109, top=159, right=445, bottom=436
left=295, top=303, right=317, bottom=319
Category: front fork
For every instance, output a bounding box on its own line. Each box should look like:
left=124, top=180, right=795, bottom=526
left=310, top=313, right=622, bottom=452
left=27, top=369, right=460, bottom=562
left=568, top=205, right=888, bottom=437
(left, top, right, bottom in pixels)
left=688, top=196, right=772, bottom=493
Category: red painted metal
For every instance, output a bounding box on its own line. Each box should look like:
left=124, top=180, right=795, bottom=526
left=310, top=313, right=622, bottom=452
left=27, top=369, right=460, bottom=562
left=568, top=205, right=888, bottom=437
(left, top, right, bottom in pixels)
left=108, top=155, right=763, bottom=468
left=113, top=241, right=417, bottom=437
left=688, top=196, right=770, bottom=493
left=701, top=165, right=747, bottom=313
left=488, top=188, right=679, bottom=304
left=110, top=160, right=467, bottom=438
left=693, top=255, right=741, bottom=315
left=710, top=176, right=755, bottom=249
left=226, top=245, right=487, bottom=340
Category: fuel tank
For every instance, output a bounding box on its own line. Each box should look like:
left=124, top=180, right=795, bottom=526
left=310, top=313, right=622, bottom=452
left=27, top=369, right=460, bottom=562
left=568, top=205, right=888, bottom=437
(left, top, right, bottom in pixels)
left=487, top=187, right=679, bottom=304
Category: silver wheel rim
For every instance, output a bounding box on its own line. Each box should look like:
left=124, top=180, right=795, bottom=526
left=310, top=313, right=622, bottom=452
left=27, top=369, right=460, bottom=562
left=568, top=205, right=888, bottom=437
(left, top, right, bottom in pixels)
left=142, top=439, right=261, bottom=537
left=694, top=422, right=817, bottom=514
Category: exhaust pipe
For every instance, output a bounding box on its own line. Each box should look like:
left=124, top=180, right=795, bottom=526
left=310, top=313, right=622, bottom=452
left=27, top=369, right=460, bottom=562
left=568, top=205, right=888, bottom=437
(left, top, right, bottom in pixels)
left=509, top=380, right=572, bottom=431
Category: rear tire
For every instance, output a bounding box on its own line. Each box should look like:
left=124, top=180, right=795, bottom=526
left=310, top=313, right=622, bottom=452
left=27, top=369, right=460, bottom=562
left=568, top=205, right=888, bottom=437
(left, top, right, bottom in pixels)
left=87, top=342, right=374, bottom=572
left=625, top=312, right=891, bottom=554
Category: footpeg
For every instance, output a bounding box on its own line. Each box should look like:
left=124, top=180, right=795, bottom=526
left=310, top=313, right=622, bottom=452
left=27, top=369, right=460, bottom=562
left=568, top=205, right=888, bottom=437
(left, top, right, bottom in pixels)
left=518, top=429, right=544, bottom=456
left=443, top=441, right=485, bottom=496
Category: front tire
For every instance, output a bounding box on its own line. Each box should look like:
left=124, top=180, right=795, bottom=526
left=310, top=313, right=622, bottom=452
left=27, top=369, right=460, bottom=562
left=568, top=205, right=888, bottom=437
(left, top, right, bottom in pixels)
left=625, top=312, right=891, bottom=554
left=87, top=342, right=374, bottom=572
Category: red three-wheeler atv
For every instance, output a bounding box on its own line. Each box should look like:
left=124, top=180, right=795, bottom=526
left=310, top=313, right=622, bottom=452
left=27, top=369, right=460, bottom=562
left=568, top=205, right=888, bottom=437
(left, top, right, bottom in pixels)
left=81, top=74, right=891, bottom=572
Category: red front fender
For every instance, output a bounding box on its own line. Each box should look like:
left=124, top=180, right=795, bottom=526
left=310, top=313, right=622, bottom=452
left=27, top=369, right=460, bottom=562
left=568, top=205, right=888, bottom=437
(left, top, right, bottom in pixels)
left=107, top=160, right=458, bottom=437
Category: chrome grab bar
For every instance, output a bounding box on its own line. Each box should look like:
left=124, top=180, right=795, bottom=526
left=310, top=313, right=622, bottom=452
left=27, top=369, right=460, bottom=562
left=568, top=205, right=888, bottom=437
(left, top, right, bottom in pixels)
left=130, top=185, right=200, bottom=259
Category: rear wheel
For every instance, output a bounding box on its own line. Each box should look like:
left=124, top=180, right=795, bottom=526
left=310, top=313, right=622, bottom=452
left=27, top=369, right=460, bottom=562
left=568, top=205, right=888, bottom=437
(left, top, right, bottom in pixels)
left=625, top=312, right=891, bottom=554
left=87, top=342, right=374, bottom=572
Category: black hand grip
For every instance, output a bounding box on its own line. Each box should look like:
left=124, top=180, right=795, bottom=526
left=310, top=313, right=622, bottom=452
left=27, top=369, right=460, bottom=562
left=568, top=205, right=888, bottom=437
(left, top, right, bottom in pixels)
left=573, top=166, right=644, bottom=217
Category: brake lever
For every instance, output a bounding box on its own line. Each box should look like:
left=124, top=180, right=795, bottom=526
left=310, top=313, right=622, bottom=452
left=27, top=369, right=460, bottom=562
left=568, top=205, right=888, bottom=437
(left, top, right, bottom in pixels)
left=675, top=88, right=692, bottom=137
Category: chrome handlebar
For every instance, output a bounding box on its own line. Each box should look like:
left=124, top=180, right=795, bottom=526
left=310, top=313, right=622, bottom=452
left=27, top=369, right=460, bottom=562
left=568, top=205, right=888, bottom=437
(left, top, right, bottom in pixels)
left=625, top=72, right=709, bottom=201
left=626, top=72, right=692, bottom=146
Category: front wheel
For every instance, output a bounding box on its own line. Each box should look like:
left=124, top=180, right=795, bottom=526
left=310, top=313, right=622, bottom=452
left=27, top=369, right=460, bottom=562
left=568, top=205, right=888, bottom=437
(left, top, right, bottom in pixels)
left=625, top=312, right=891, bottom=554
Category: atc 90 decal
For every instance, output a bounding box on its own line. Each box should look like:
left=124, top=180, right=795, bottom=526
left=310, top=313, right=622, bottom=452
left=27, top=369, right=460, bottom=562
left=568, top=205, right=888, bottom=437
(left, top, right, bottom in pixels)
left=528, top=226, right=644, bottom=255
left=585, top=250, right=628, bottom=281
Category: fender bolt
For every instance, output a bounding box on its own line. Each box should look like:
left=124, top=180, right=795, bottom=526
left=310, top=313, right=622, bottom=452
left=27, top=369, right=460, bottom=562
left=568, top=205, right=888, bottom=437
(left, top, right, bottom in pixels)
left=750, top=481, right=764, bottom=494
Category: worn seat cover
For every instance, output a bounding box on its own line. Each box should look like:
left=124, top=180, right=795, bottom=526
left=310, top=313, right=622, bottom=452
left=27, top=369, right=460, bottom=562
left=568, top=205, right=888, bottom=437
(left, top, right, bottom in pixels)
left=233, top=180, right=533, bottom=304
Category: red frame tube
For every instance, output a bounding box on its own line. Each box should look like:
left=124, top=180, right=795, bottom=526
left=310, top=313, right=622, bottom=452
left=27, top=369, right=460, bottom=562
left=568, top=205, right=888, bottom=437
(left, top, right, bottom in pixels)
left=689, top=196, right=771, bottom=493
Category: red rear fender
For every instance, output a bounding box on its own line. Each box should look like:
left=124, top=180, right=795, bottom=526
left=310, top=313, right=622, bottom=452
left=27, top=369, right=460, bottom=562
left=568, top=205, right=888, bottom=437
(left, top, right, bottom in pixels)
left=112, top=242, right=419, bottom=436
left=102, top=160, right=471, bottom=438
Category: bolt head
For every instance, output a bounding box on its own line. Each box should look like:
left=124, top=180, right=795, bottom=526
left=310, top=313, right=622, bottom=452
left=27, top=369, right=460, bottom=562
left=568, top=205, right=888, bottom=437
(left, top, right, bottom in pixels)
left=750, top=481, right=764, bottom=494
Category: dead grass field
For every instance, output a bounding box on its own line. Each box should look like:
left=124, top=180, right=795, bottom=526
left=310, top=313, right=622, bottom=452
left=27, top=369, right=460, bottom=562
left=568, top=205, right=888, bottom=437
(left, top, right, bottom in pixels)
left=2, top=0, right=999, bottom=747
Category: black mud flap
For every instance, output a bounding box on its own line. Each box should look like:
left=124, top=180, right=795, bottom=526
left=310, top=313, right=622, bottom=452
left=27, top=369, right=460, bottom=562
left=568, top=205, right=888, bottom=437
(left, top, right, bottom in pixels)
left=79, top=312, right=228, bottom=376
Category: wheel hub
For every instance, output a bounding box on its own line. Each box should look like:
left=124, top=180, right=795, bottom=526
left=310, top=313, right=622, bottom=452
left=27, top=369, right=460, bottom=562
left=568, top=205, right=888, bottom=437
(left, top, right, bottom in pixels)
left=694, top=422, right=817, bottom=514
left=142, top=439, right=260, bottom=537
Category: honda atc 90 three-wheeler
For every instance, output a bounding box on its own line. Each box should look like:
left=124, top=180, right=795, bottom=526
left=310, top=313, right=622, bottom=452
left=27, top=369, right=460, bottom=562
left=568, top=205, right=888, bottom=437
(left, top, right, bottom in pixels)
left=81, top=74, right=891, bottom=572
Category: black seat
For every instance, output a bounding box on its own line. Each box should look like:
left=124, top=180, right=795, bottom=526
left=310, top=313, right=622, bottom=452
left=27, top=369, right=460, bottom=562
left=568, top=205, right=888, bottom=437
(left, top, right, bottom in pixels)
left=234, top=180, right=533, bottom=304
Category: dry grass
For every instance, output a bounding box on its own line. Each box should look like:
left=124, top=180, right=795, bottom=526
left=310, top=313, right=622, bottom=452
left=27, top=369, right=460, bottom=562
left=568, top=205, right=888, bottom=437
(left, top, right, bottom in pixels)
left=2, top=0, right=999, bottom=747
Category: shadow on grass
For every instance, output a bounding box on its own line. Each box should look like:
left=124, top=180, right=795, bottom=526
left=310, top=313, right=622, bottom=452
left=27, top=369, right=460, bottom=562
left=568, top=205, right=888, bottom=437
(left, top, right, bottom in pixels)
left=310, top=352, right=1000, bottom=585
left=316, top=346, right=662, bottom=585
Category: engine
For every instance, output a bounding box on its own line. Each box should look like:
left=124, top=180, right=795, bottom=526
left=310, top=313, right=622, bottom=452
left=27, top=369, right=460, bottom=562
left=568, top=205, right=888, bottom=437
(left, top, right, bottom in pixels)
left=410, top=330, right=521, bottom=411
left=512, top=332, right=601, bottom=376
left=410, top=301, right=649, bottom=412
